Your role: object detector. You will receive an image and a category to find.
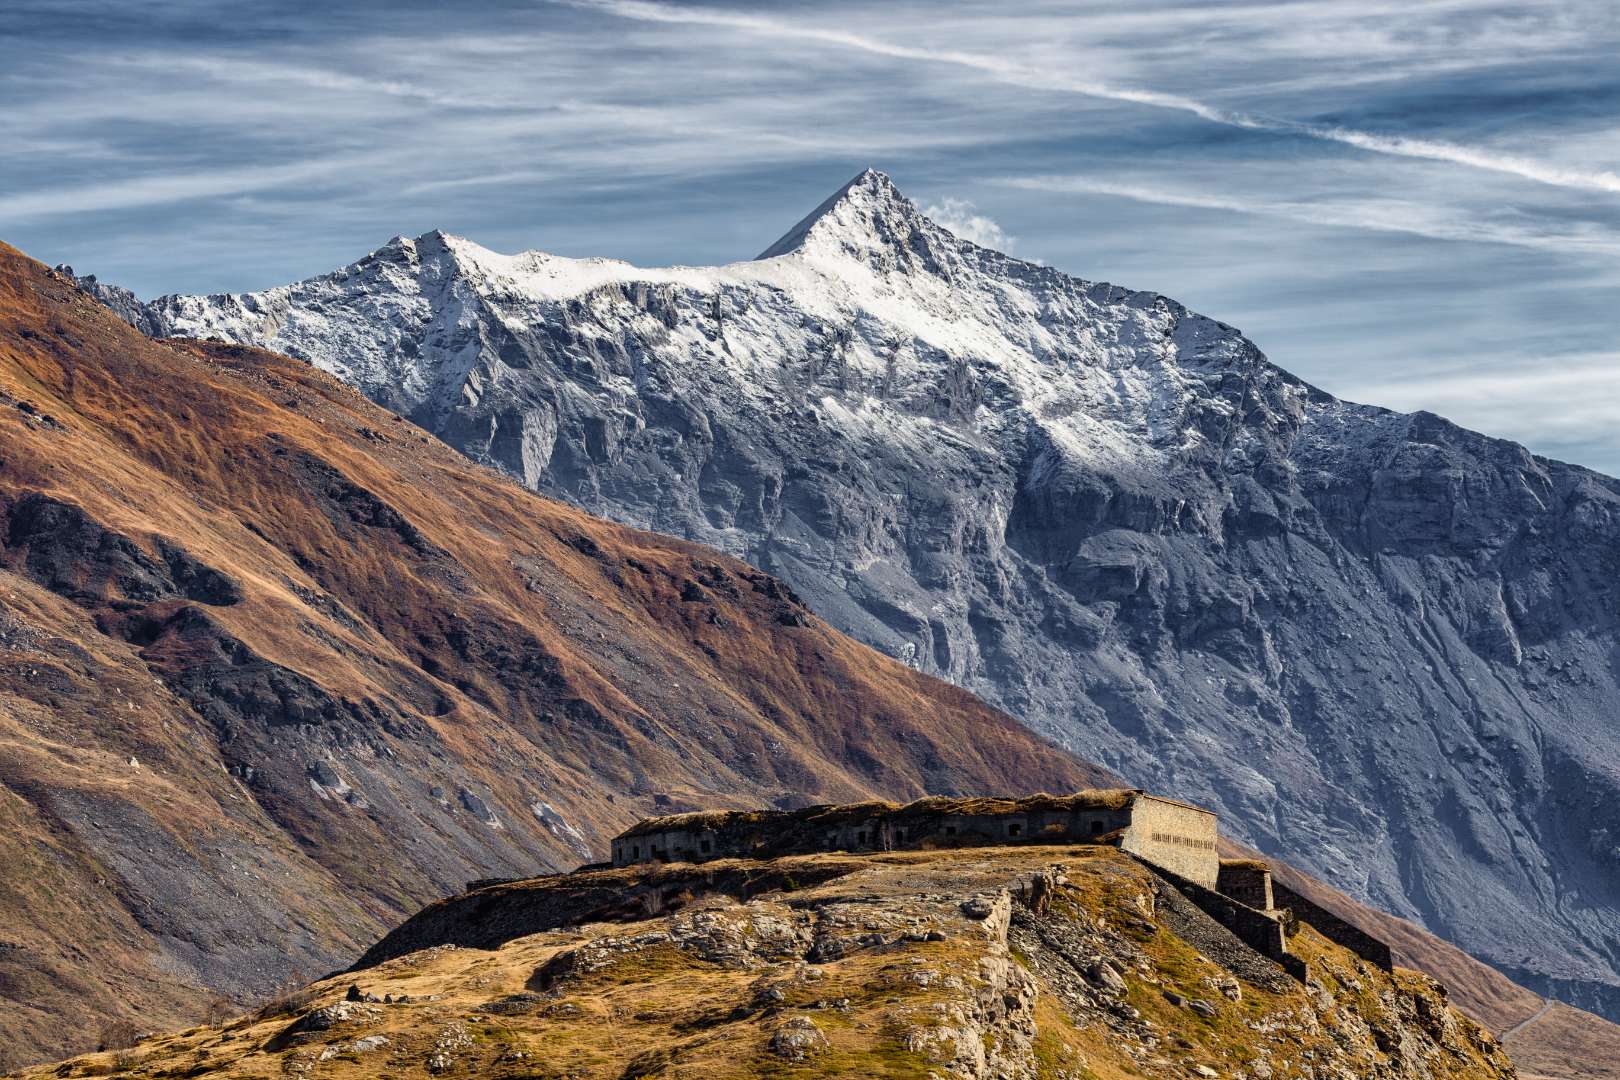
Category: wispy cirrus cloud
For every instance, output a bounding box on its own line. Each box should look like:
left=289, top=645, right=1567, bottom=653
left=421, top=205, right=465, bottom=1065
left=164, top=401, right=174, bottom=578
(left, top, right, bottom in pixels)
left=574, top=0, right=1620, bottom=194
left=998, top=175, right=1620, bottom=255
left=0, top=153, right=385, bottom=220
left=1287, top=124, right=1620, bottom=194
left=140, top=55, right=523, bottom=110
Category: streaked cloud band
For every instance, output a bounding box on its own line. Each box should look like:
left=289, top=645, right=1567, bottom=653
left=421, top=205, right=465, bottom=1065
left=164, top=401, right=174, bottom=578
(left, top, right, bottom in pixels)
left=577, top=0, right=1620, bottom=194
left=998, top=175, right=1620, bottom=255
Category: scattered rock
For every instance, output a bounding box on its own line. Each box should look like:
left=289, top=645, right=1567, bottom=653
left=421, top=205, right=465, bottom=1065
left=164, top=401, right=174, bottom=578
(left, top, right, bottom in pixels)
left=266, top=1000, right=381, bottom=1051
left=458, top=788, right=500, bottom=827
left=961, top=896, right=996, bottom=920
left=1086, top=959, right=1127, bottom=995
left=294, top=1001, right=377, bottom=1032
left=427, top=1021, right=472, bottom=1073
left=768, top=1016, right=828, bottom=1061
left=475, top=992, right=547, bottom=1016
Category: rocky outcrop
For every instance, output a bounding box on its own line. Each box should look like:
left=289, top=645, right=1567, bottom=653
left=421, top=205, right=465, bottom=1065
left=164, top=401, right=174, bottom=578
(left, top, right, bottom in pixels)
left=20, top=845, right=1517, bottom=1080
left=84, top=170, right=1620, bottom=1019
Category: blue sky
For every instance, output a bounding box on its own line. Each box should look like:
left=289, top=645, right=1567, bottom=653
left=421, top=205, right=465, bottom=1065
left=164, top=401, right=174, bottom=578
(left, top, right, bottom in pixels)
left=4, top=0, right=1618, bottom=470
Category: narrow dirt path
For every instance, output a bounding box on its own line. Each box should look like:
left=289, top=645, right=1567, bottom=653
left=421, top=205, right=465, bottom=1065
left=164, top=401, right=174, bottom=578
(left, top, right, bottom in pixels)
left=1499, top=998, right=1554, bottom=1041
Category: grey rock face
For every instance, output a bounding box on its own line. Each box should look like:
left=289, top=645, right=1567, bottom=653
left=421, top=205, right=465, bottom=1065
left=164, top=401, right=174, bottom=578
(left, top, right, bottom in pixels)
left=82, top=170, right=1620, bottom=1018
left=57, top=267, right=169, bottom=338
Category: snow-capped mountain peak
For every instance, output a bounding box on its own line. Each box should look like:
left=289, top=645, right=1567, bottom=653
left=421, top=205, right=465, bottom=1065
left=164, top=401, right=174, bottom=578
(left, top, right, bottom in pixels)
left=756, top=168, right=954, bottom=269
left=72, top=175, right=1620, bottom=1021
left=362, top=228, right=479, bottom=276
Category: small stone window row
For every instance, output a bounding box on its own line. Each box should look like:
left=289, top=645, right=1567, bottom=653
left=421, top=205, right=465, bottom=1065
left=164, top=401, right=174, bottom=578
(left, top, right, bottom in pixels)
left=1150, top=832, right=1215, bottom=850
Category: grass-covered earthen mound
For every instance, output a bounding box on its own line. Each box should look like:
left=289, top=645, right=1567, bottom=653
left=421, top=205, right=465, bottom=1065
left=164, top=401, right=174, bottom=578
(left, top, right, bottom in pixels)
left=618, top=789, right=1139, bottom=838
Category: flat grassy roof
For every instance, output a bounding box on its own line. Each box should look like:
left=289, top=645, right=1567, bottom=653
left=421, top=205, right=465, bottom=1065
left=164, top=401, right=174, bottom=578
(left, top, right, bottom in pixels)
left=616, top=789, right=1145, bottom=839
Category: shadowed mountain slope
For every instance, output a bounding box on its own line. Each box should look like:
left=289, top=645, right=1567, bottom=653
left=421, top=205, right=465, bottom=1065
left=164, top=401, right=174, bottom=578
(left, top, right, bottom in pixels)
left=0, top=241, right=1114, bottom=1068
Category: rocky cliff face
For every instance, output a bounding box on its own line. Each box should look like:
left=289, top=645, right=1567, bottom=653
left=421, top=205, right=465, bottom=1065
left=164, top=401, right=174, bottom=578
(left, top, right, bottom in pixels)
left=19, top=846, right=1518, bottom=1080
left=81, top=170, right=1620, bottom=1019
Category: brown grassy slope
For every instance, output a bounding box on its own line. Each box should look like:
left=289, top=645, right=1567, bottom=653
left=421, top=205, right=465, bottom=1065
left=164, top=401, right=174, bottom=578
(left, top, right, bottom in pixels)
left=1234, top=840, right=1620, bottom=1079
left=1505, top=1001, right=1620, bottom=1080
left=0, top=241, right=1114, bottom=1068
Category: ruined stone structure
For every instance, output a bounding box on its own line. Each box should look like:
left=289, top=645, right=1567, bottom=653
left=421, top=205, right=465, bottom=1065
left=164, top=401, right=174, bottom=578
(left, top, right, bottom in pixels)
left=611, top=790, right=1219, bottom=887
left=611, top=791, right=1393, bottom=983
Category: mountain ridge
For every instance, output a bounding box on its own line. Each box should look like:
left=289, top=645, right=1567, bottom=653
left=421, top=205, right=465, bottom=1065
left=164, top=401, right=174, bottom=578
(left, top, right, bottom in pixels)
left=71, top=172, right=1620, bottom=1023
left=13, top=844, right=1522, bottom=1080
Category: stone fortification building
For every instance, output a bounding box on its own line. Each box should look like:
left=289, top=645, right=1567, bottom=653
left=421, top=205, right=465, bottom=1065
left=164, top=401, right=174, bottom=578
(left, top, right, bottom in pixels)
left=611, top=789, right=1219, bottom=888
left=610, top=789, right=1394, bottom=979
left=1217, top=859, right=1275, bottom=910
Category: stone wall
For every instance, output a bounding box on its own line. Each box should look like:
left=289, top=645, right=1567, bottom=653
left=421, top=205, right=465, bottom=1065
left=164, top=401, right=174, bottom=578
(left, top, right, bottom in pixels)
left=610, top=794, right=1142, bottom=868
left=611, top=793, right=1222, bottom=889
left=1272, top=881, right=1394, bottom=972
left=1120, top=796, right=1220, bottom=888
left=1218, top=861, right=1275, bottom=910
left=1149, top=862, right=1307, bottom=983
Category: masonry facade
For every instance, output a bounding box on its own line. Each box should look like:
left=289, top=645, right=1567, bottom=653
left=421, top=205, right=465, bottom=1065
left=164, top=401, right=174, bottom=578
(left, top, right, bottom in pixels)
left=611, top=789, right=1219, bottom=888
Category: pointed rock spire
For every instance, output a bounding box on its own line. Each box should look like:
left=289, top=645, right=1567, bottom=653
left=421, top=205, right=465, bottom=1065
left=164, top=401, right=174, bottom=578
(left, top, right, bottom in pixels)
left=756, top=168, right=941, bottom=263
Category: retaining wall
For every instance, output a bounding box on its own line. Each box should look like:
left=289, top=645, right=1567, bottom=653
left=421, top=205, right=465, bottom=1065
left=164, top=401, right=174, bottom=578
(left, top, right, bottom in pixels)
left=1272, top=881, right=1393, bottom=972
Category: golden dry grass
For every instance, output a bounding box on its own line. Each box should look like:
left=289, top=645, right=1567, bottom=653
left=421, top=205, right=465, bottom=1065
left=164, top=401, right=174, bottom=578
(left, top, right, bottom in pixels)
left=1502, top=1001, right=1620, bottom=1080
